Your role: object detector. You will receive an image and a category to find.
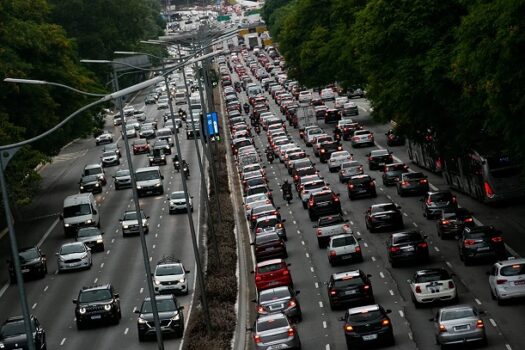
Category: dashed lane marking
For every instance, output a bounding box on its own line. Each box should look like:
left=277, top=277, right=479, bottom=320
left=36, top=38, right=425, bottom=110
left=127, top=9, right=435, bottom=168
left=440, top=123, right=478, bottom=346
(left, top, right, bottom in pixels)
left=446, top=261, right=452, bottom=268
left=310, top=267, right=314, bottom=272
left=380, top=272, right=385, bottom=279
left=371, top=256, right=376, bottom=262
left=489, top=318, right=497, bottom=327
left=93, top=278, right=98, bottom=284
left=140, top=288, right=144, bottom=294
left=363, top=242, right=368, bottom=248
left=506, top=344, right=513, bottom=350
left=323, top=321, right=327, bottom=328
left=306, top=253, right=310, bottom=258
left=301, top=241, right=305, bottom=245
left=44, top=286, right=48, bottom=292
left=315, top=282, right=319, bottom=289
left=60, top=338, right=66, bottom=346
left=434, top=246, right=440, bottom=252
left=319, top=301, right=324, bottom=308
left=32, top=303, right=37, bottom=310
left=124, top=327, right=129, bottom=335
left=107, top=250, right=111, bottom=255
left=398, top=310, right=404, bottom=318
left=475, top=298, right=482, bottom=305
left=100, top=263, right=104, bottom=268
left=403, top=212, right=408, bottom=217
left=389, top=290, right=394, bottom=296
left=412, top=222, right=418, bottom=227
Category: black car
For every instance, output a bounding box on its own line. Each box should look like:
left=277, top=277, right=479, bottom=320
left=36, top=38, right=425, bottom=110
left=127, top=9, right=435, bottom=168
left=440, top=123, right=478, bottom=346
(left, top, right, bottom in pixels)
left=324, top=108, right=342, bottom=124
left=136, top=295, right=184, bottom=341
left=327, top=270, right=374, bottom=310
left=74, top=284, right=121, bottom=329
left=341, top=304, right=395, bottom=348
left=382, top=162, right=409, bottom=186
left=251, top=231, right=288, bottom=262
left=385, top=129, right=405, bottom=146
left=436, top=208, right=475, bottom=239
left=254, top=286, right=302, bottom=322
left=319, top=141, right=343, bottom=162
left=367, top=149, right=394, bottom=170
left=387, top=231, right=430, bottom=267
left=422, top=190, right=458, bottom=219
left=148, top=148, right=168, bottom=166
left=458, top=226, right=506, bottom=265
left=365, top=203, right=404, bottom=233
left=7, top=247, right=47, bottom=283
left=396, top=172, right=429, bottom=196
left=308, top=190, right=342, bottom=221
left=79, top=174, right=103, bottom=194
left=0, top=315, right=46, bottom=350
left=334, top=122, right=360, bottom=141
left=347, top=175, right=377, bottom=200
left=153, top=139, right=171, bottom=155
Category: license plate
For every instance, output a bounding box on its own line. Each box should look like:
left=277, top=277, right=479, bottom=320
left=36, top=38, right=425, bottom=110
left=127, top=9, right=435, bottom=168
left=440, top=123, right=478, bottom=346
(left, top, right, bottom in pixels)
left=266, top=247, right=275, bottom=251
left=454, top=325, right=469, bottom=331
left=270, top=304, right=283, bottom=311
left=478, top=246, right=490, bottom=251
left=318, top=202, right=329, bottom=207
left=21, top=269, right=30, bottom=273
left=344, top=290, right=357, bottom=295
left=146, top=191, right=153, bottom=194
left=268, top=344, right=287, bottom=350
left=402, top=246, right=415, bottom=252
left=362, top=334, right=378, bottom=341
left=342, top=255, right=353, bottom=260
left=91, top=315, right=102, bottom=320
left=378, top=163, right=385, bottom=166
left=515, top=280, right=525, bottom=285
left=69, top=263, right=78, bottom=267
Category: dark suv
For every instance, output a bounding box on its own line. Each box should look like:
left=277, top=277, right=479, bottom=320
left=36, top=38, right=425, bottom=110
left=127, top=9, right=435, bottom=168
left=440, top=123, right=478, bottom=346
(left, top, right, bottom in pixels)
left=365, top=203, right=404, bottom=233
left=73, top=284, right=121, bottom=329
left=458, top=226, right=506, bottom=265
left=347, top=175, right=377, bottom=199
left=436, top=208, right=475, bottom=239
left=382, top=163, right=409, bottom=186
left=136, top=295, right=184, bottom=341
left=251, top=231, right=288, bottom=262
left=327, top=270, right=374, bottom=310
left=0, top=315, right=46, bottom=350
left=7, top=246, right=47, bottom=283
left=319, top=141, right=343, bottom=162
left=396, top=172, right=429, bottom=196
left=148, top=148, right=168, bottom=166
left=308, top=190, right=342, bottom=221
left=341, top=304, right=395, bottom=348
left=367, top=149, right=393, bottom=170
left=422, top=190, right=458, bottom=219
left=387, top=231, right=429, bottom=267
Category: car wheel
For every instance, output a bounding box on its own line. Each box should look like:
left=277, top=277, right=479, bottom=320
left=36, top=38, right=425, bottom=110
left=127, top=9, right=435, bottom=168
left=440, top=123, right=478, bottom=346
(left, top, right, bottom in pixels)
left=302, top=202, right=307, bottom=209
left=138, top=333, right=146, bottom=342
left=76, top=321, right=84, bottom=330
left=329, top=300, right=336, bottom=310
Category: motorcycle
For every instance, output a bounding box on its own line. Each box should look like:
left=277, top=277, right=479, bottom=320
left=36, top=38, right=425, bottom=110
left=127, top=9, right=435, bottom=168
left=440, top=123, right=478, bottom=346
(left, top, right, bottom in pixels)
left=243, top=104, right=250, bottom=114
left=174, top=160, right=181, bottom=172
left=283, top=189, right=293, bottom=204
left=266, top=151, right=274, bottom=164
left=183, top=164, right=190, bottom=179
left=254, top=125, right=261, bottom=135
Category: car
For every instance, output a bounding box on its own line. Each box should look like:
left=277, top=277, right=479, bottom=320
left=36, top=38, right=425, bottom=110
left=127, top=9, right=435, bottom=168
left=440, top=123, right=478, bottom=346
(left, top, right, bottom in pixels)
left=83, top=164, right=106, bottom=185
left=252, top=231, right=288, bottom=262
left=168, top=191, right=193, bottom=214
left=292, top=166, right=317, bottom=184
left=250, top=313, right=301, bottom=350
left=436, top=208, right=475, bottom=239
left=7, top=247, right=47, bottom=283
left=136, top=294, right=184, bottom=341
left=145, top=94, right=156, bottom=104
left=458, top=226, right=506, bottom=265
left=76, top=227, right=105, bottom=252
left=432, top=305, right=487, bottom=348
left=409, top=268, right=457, bottom=308
left=243, top=177, right=268, bottom=195
left=79, top=174, right=103, bottom=194
left=56, top=242, right=92, bottom=273
left=244, top=193, right=272, bottom=219
left=334, top=121, right=361, bottom=141
left=0, top=315, right=46, bottom=350
left=308, top=190, right=342, bottom=221
left=422, top=190, right=458, bottom=219
left=153, top=257, right=190, bottom=295
left=74, top=284, right=121, bottom=329
left=315, top=105, right=328, bottom=120
left=148, top=147, right=168, bottom=166
left=120, top=210, right=150, bottom=237
left=341, top=304, right=395, bottom=348
left=365, top=203, right=404, bottom=233
left=125, top=124, right=137, bottom=138
left=298, top=90, right=312, bottom=103
left=335, top=96, right=349, bottom=109
left=102, top=143, right=121, bottom=158
left=387, top=231, right=429, bottom=267
left=253, top=259, right=293, bottom=291
left=186, top=121, right=201, bottom=139
left=304, top=127, right=325, bottom=146
left=320, top=88, right=335, bottom=101
left=347, top=174, right=377, bottom=199
left=367, top=149, right=393, bottom=170
left=250, top=204, right=280, bottom=228
left=327, top=270, right=374, bottom=310
left=254, top=286, right=302, bottom=322
left=139, top=124, right=156, bottom=139
left=488, top=257, right=525, bottom=304
left=351, top=129, right=374, bottom=148
left=312, top=135, right=333, bottom=156
left=327, top=233, right=363, bottom=266
left=254, top=215, right=287, bottom=241
left=314, top=214, right=351, bottom=248
left=156, top=96, right=170, bottom=109
left=396, top=172, right=429, bottom=196
left=123, top=105, right=135, bottom=116
left=328, top=151, right=353, bottom=172
left=152, top=138, right=171, bottom=155
left=95, top=132, right=113, bottom=145
left=245, top=185, right=273, bottom=202
left=343, top=101, right=359, bottom=116
left=132, top=139, right=150, bottom=154
left=113, top=169, right=131, bottom=190
left=319, top=141, right=343, bottom=163
left=101, top=150, right=120, bottom=167
left=382, top=162, right=409, bottom=186
left=324, top=108, right=342, bottom=124
left=338, top=161, right=364, bottom=183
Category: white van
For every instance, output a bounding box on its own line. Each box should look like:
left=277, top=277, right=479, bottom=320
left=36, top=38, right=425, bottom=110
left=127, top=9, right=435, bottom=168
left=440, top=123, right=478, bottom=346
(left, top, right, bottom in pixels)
left=135, top=167, right=164, bottom=197
left=61, top=193, right=99, bottom=236
left=174, top=91, right=186, bottom=105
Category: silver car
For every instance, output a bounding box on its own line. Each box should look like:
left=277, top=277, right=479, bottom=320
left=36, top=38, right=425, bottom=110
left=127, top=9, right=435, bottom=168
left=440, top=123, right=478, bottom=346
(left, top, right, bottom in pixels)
left=76, top=227, right=104, bottom=252
left=338, top=161, right=364, bottom=183
left=56, top=242, right=92, bottom=273
left=251, top=313, right=302, bottom=350
left=120, top=210, right=150, bottom=237
left=328, top=151, right=353, bottom=172
left=255, top=286, right=302, bottom=322
left=432, top=305, right=487, bottom=347
left=101, top=151, right=120, bottom=167
left=113, top=169, right=131, bottom=190
left=327, top=233, right=363, bottom=266
left=351, top=129, right=374, bottom=148
left=168, top=191, right=193, bottom=214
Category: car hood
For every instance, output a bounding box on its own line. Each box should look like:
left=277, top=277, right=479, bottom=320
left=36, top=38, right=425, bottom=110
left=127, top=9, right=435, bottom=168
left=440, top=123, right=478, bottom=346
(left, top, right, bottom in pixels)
left=20, top=258, right=43, bottom=267
left=155, top=273, right=185, bottom=282
left=77, top=235, right=102, bottom=243
left=140, top=310, right=178, bottom=322
left=81, top=180, right=99, bottom=186
left=115, top=175, right=131, bottom=180
left=0, top=333, right=29, bottom=347
left=64, top=214, right=93, bottom=225
left=102, top=155, right=117, bottom=161
left=136, top=179, right=160, bottom=187
left=60, top=252, right=87, bottom=260
left=122, top=219, right=147, bottom=226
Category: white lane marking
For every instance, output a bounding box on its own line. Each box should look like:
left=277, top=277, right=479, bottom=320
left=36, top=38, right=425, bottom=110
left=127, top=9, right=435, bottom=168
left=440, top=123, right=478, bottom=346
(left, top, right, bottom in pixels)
left=94, top=278, right=98, bottom=284
left=356, top=231, right=361, bottom=236
left=446, top=261, right=452, bottom=268
left=386, top=195, right=392, bottom=200
left=115, top=229, right=119, bottom=233
left=292, top=220, right=297, bottom=225
left=323, top=321, right=327, bottom=328
left=157, top=224, right=161, bottom=228
left=315, top=282, right=319, bottom=289
left=371, top=256, right=376, bottom=262
left=408, top=332, right=413, bottom=341
left=107, top=250, right=111, bottom=255
left=389, top=290, right=394, bottom=296
left=37, top=217, right=60, bottom=247
left=475, top=298, right=482, bottom=305
left=430, top=183, right=438, bottom=191
left=379, top=272, right=385, bottom=279
left=310, top=267, right=314, bottom=272
left=289, top=210, right=292, bottom=214
left=319, top=301, right=323, bottom=308
left=412, top=222, right=418, bottom=227
left=44, top=286, right=49, bottom=292
left=140, top=288, right=144, bottom=294
left=350, top=221, right=354, bottom=225
left=403, top=212, right=408, bottom=217
left=325, top=345, right=330, bottom=350
left=398, top=310, right=404, bottom=318
left=306, top=253, right=310, bottom=258
left=152, top=244, right=156, bottom=249
left=434, top=246, right=440, bottom=252
left=506, top=344, right=513, bottom=350
left=111, top=238, right=115, bottom=243
left=301, top=241, right=305, bottom=245
left=0, top=283, right=9, bottom=299
left=124, top=327, right=129, bottom=335
left=155, top=233, right=158, bottom=238
left=149, top=257, right=153, bottom=262
left=32, top=303, right=37, bottom=310
left=100, top=263, right=104, bottom=268
left=363, top=242, right=368, bottom=248
left=379, top=187, right=384, bottom=192
left=297, top=230, right=301, bottom=234
left=60, top=338, right=66, bottom=346
left=489, top=318, right=497, bottom=327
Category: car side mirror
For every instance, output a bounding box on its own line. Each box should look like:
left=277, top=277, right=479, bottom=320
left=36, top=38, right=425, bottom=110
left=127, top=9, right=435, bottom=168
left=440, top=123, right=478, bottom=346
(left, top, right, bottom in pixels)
left=161, top=175, right=164, bottom=180
left=367, top=274, right=372, bottom=278
left=428, top=317, right=435, bottom=322
left=281, top=219, right=286, bottom=223
left=146, top=216, right=150, bottom=219
left=179, top=306, right=185, bottom=311
left=250, top=242, right=255, bottom=246
left=246, top=327, right=254, bottom=332
left=134, top=309, right=140, bottom=314
left=251, top=299, right=257, bottom=303
left=276, top=206, right=281, bottom=210
left=55, top=253, right=59, bottom=256
left=396, top=205, right=401, bottom=209
left=185, top=270, right=190, bottom=274
left=72, top=299, right=78, bottom=304
left=326, top=183, right=330, bottom=186
left=479, top=310, right=486, bottom=315
left=385, top=309, right=392, bottom=314
left=287, top=263, right=291, bottom=266
left=250, top=270, right=254, bottom=274
left=114, top=293, right=119, bottom=298
left=92, top=210, right=98, bottom=215
left=59, top=214, right=63, bottom=220
left=423, top=235, right=428, bottom=239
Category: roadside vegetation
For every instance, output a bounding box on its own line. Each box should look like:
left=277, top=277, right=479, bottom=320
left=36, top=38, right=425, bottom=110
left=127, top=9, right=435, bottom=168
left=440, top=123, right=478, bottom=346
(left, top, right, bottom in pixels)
left=263, top=0, right=525, bottom=163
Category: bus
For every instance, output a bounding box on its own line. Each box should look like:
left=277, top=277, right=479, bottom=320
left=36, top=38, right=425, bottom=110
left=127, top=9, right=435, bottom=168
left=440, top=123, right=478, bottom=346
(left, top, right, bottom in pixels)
left=407, top=132, right=443, bottom=174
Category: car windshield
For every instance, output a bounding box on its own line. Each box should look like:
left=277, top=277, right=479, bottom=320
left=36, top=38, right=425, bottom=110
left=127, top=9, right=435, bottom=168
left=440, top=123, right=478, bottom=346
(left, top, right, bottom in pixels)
left=79, top=289, right=112, bottom=303
left=102, top=151, right=115, bottom=157
left=77, top=228, right=100, bottom=238
left=84, top=167, right=102, bottom=176
left=115, top=170, right=130, bottom=177
left=386, top=164, right=406, bottom=172
left=141, top=299, right=177, bottom=313
left=122, top=211, right=145, bottom=221
left=415, top=270, right=450, bottom=283
left=371, top=204, right=397, bottom=213
left=256, top=233, right=279, bottom=244
left=258, top=218, right=279, bottom=228
left=135, top=170, right=159, bottom=181
left=258, top=263, right=283, bottom=274
left=371, top=150, right=390, bottom=156
left=351, top=177, right=371, bottom=184
left=260, top=289, right=290, bottom=302
left=347, top=309, right=382, bottom=323
left=82, top=175, right=99, bottom=183
left=63, top=204, right=91, bottom=218
left=253, top=205, right=274, bottom=215
left=19, top=249, right=39, bottom=261
left=334, top=277, right=362, bottom=288
left=170, top=192, right=185, bottom=200
left=134, top=140, right=147, bottom=145
left=332, top=236, right=356, bottom=247
left=441, top=308, right=476, bottom=321
left=257, top=317, right=288, bottom=332
left=60, top=244, right=85, bottom=255
left=0, top=321, right=28, bottom=337
left=393, top=232, right=421, bottom=244
left=156, top=265, right=184, bottom=276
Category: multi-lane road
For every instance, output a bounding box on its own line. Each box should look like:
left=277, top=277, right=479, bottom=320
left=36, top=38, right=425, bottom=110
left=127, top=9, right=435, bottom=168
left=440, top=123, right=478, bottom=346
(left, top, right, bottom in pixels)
left=227, top=50, right=525, bottom=350
left=0, top=90, right=205, bottom=349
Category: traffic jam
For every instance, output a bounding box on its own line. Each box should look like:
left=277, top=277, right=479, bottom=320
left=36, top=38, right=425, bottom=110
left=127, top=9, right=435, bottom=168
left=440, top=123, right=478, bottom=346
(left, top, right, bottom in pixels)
left=220, top=45, right=525, bottom=350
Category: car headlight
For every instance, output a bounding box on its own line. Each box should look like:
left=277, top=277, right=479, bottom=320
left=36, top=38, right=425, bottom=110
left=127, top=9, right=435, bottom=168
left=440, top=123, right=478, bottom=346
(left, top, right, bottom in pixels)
left=138, top=317, right=147, bottom=324
left=80, top=186, right=84, bottom=190
left=179, top=278, right=186, bottom=283
left=104, top=304, right=112, bottom=311
left=95, top=183, right=100, bottom=187
left=154, top=279, right=161, bottom=286
left=123, top=225, right=129, bottom=229
left=161, top=155, right=165, bottom=159
left=97, top=239, right=103, bottom=243
left=148, top=157, right=153, bottom=161
left=136, top=185, right=142, bottom=189
left=85, top=219, right=92, bottom=224
left=143, top=221, right=148, bottom=227
left=155, top=183, right=161, bottom=187
left=64, top=223, right=70, bottom=227
left=79, top=307, right=86, bottom=314
left=171, top=314, right=180, bottom=321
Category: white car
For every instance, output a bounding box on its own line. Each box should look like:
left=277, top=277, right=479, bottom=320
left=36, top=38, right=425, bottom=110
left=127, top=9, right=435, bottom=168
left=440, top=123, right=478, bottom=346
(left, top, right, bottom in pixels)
left=95, top=132, right=113, bottom=145
left=125, top=124, right=137, bottom=138
left=57, top=242, right=92, bottom=273
left=168, top=191, right=193, bottom=214
left=156, top=97, right=169, bottom=110
left=298, top=90, right=312, bottom=104
left=153, top=258, right=189, bottom=295
left=101, top=151, right=120, bottom=167
left=327, top=233, right=362, bottom=266
left=334, top=96, right=348, bottom=109
left=120, top=210, right=149, bottom=237
left=343, top=101, right=359, bottom=116
left=299, top=179, right=328, bottom=207
left=123, top=105, right=135, bottom=116
left=409, top=268, right=457, bottom=307
left=320, top=88, right=335, bottom=101
left=328, top=151, right=353, bottom=172
left=488, top=257, right=525, bottom=304
left=304, top=128, right=325, bottom=146
left=351, top=129, right=374, bottom=147
left=244, top=193, right=271, bottom=219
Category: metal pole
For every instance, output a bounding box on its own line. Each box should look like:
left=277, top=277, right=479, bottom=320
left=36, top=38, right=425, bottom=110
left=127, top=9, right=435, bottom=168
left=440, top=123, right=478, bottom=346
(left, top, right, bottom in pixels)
left=112, top=67, right=165, bottom=349
left=0, top=151, right=35, bottom=350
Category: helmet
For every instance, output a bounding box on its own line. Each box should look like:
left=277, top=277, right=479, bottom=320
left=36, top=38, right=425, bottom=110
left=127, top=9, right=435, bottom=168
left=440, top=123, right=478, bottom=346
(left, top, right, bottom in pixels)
left=283, top=179, right=289, bottom=184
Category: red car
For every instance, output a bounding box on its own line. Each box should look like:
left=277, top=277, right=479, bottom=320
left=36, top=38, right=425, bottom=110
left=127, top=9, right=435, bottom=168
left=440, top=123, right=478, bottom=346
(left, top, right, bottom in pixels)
left=254, top=259, right=293, bottom=291
left=132, top=139, right=150, bottom=154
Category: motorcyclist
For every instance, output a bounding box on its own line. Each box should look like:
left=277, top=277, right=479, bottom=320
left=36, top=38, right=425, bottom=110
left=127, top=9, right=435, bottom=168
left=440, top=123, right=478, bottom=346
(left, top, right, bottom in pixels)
left=266, top=147, right=274, bottom=163
left=182, top=160, right=190, bottom=178
left=243, top=102, right=250, bottom=114
left=281, top=180, right=292, bottom=202
left=173, top=154, right=181, bottom=171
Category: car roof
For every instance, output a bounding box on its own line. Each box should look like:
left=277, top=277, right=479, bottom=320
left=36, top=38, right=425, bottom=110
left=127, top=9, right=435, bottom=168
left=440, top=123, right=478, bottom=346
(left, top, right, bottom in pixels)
left=438, top=304, right=476, bottom=314
left=333, top=270, right=361, bottom=280
left=257, top=258, right=285, bottom=267
left=81, top=284, right=112, bottom=292
left=494, top=257, right=525, bottom=267
left=348, top=304, right=380, bottom=315
left=144, top=294, right=175, bottom=302
left=256, top=312, right=288, bottom=323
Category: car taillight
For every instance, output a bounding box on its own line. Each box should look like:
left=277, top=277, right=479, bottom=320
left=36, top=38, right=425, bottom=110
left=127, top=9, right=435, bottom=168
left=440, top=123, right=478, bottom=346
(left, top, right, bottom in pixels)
left=355, top=246, right=361, bottom=253
left=352, top=137, right=359, bottom=141
left=362, top=284, right=370, bottom=291
left=448, top=281, right=455, bottom=289
left=257, top=306, right=265, bottom=313
left=308, top=198, right=314, bottom=207
left=491, top=236, right=503, bottom=243
left=333, top=195, right=340, bottom=202
left=381, top=319, right=390, bottom=326
left=282, top=269, right=289, bottom=276
left=402, top=181, right=409, bottom=187
left=329, top=250, right=337, bottom=257
left=484, top=181, right=495, bottom=199
left=496, top=279, right=507, bottom=285
left=349, top=184, right=355, bottom=189
left=254, top=334, right=262, bottom=343
left=389, top=246, right=400, bottom=253
left=452, top=196, right=457, bottom=203
left=420, top=179, right=428, bottom=184
left=294, top=175, right=299, bottom=180
left=415, top=285, right=422, bottom=293
left=367, top=134, right=373, bottom=139
left=343, top=224, right=350, bottom=231
left=464, top=239, right=476, bottom=246
left=370, top=181, right=376, bottom=187
left=418, top=242, right=428, bottom=249
left=368, top=156, right=372, bottom=161
left=288, top=299, right=297, bottom=308
left=441, top=220, right=449, bottom=225
left=256, top=228, right=262, bottom=233
left=439, top=324, right=446, bottom=333
left=464, top=217, right=474, bottom=223
left=426, top=198, right=432, bottom=205
left=251, top=215, right=256, bottom=221
left=255, top=275, right=262, bottom=281
left=329, top=288, right=337, bottom=296
left=476, top=319, right=484, bottom=329
left=343, top=128, right=348, bottom=131
left=316, top=229, right=322, bottom=236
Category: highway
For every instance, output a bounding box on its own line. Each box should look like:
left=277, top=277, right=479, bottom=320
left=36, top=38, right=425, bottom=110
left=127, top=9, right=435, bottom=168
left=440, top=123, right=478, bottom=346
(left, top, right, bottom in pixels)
left=0, top=89, right=206, bottom=349
left=226, top=51, right=525, bottom=350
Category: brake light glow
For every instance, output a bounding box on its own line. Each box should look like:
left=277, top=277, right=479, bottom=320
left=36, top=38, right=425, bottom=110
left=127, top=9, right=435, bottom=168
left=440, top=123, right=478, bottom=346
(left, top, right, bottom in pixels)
left=344, top=325, right=353, bottom=332
left=287, top=328, right=295, bottom=337
left=355, top=246, right=361, bottom=253
left=464, top=239, right=476, bottom=246
left=288, top=300, right=297, bottom=308
left=420, top=179, right=428, bottom=184
left=401, top=181, right=409, bottom=187
left=255, top=276, right=262, bottom=281
left=418, top=242, right=428, bottom=249
left=282, top=269, right=289, bottom=276
left=381, top=319, right=390, bottom=326
left=329, top=250, right=337, bottom=257
left=426, top=198, right=432, bottom=205
left=389, top=246, right=400, bottom=253
left=362, top=284, right=370, bottom=291
left=368, top=134, right=373, bottom=139
left=448, top=281, right=455, bottom=289
left=441, top=220, right=450, bottom=225
left=349, top=184, right=355, bottom=189
left=476, top=319, right=484, bottom=329
left=491, top=236, right=503, bottom=243
left=257, top=306, right=265, bottom=313
left=484, top=181, right=495, bottom=199
left=316, top=229, right=322, bottom=236
left=464, top=218, right=474, bottom=223
left=329, top=289, right=336, bottom=296
left=439, top=324, right=446, bottom=333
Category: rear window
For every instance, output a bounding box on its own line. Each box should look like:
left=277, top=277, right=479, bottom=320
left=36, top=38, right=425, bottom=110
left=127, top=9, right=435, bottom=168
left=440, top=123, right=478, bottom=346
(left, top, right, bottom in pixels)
left=332, top=236, right=356, bottom=248
left=258, top=218, right=279, bottom=228
left=404, top=173, right=424, bottom=180
left=393, top=232, right=422, bottom=244
left=322, top=143, right=339, bottom=150
left=257, top=317, right=289, bottom=332
left=371, top=204, right=397, bottom=213
left=259, top=289, right=291, bottom=302
left=430, top=192, right=453, bottom=202
left=256, top=233, right=280, bottom=244
left=415, top=270, right=450, bottom=283
left=304, top=181, right=325, bottom=190
left=334, top=277, right=363, bottom=288
left=347, top=310, right=382, bottom=323
left=258, top=263, right=283, bottom=274
left=500, top=264, right=525, bottom=276
left=350, top=177, right=371, bottom=184
left=314, top=193, right=333, bottom=202
left=386, top=164, right=406, bottom=172
left=253, top=205, right=274, bottom=215
left=319, top=216, right=343, bottom=226
left=441, top=308, right=476, bottom=321
left=371, top=150, right=390, bottom=156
